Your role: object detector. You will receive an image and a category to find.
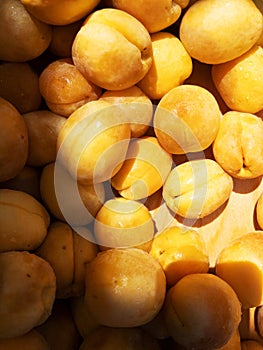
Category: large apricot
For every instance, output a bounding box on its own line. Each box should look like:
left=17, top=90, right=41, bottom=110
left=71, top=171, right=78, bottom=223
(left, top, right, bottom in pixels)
left=72, top=8, right=153, bottom=90
left=164, top=273, right=241, bottom=349
left=0, top=251, right=56, bottom=338
left=0, top=189, right=50, bottom=252
left=180, top=0, right=263, bottom=64
left=85, top=248, right=166, bottom=327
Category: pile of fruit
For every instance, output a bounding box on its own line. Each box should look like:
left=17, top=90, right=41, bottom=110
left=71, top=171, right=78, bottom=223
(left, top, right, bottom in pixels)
left=1, top=0, right=263, bottom=349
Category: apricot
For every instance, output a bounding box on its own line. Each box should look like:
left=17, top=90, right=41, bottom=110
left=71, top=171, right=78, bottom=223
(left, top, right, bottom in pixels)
left=212, top=111, right=263, bottom=179
left=79, top=326, right=161, bottom=350
left=153, top=85, right=221, bottom=154
left=84, top=248, right=166, bottom=327
left=36, top=221, right=98, bottom=298
left=56, top=100, right=131, bottom=184
left=100, top=86, right=153, bottom=138
left=212, top=45, right=263, bottom=114
left=216, top=231, right=263, bottom=309
left=109, top=0, right=189, bottom=33
left=39, top=58, right=102, bottom=117
left=21, top=0, right=100, bottom=25
left=0, top=97, right=28, bottom=182
left=94, top=197, right=155, bottom=251
left=162, top=159, right=233, bottom=219
left=36, top=221, right=74, bottom=298
left=0, top=189, right=50, bottom=252
left=150, top=226, right=209, bottom=285
left=72, top=227, right=100, bottom=296
left=0, top=62, right=42, bottom=114
left=40, top=162, right=105, bottom=226
left=0, top=251, right=56, bottom=338
left=23, top=110, right=66, bottom=167
left=72, top=8, right=153, bottom=90
left=111, top=136, right=172, bottom=200
left=179, top=0, right=263, bottom=64
left=163, top=273, right=241, bottom=349
left=137, top=32, right=193, bottom=100
left=0, top=0, right=52, bottom=62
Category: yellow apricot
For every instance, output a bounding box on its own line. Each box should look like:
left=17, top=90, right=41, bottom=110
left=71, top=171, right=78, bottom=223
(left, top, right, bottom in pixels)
left=56, top=100, right=131, bottom=184
left=84, top=248, right=166, bottom=327
left=94, top=197, right=155, bottom=251
left=0, top=251, right=56, bottom=338
left=162, top=159, right=233, bottom=219
left=138, top=32, right=192, bottom=100
left=180, top=0, right=263, bottom=64
left=111, top=136, right=172, bottom=200
left=154, top=85, right=221, bottom=154
left=163, top=273, right=241, bottom=349
left=0, top=189, right=50, bottom=253
left=40, top=162, right=105, bottom=226
left=150, top=226, right=209, bottom=285
left=216, top=231, right=263, bottom=308
left=212, top=111, right=263, bottom=179
left=212, top=45, right=263, bottom=114
left=39, top=58, right=102, bottom=117
left=72, top=9, right=153, bottom=90
left=36, top=222, right=98, bottom=298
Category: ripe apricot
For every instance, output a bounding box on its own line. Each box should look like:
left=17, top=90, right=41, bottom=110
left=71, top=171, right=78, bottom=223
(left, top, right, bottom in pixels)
left=212, top=45, right=263, bottom=114
left=84, top=248, right=166, bottom=327
left=138, top=32, right=192, bottom=100
left=72, top=9, right=153, bottom=90
left=164, top=273, right=241, bottom=349
left=150, top=226, right=209, bottom=285
left=180, top=0, right=263, bottom=64
left=212, top=111, right=263, bottom=179
left=216, top=231, right=263, bottom=308
left=154, top=85, right=221, bottom=154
